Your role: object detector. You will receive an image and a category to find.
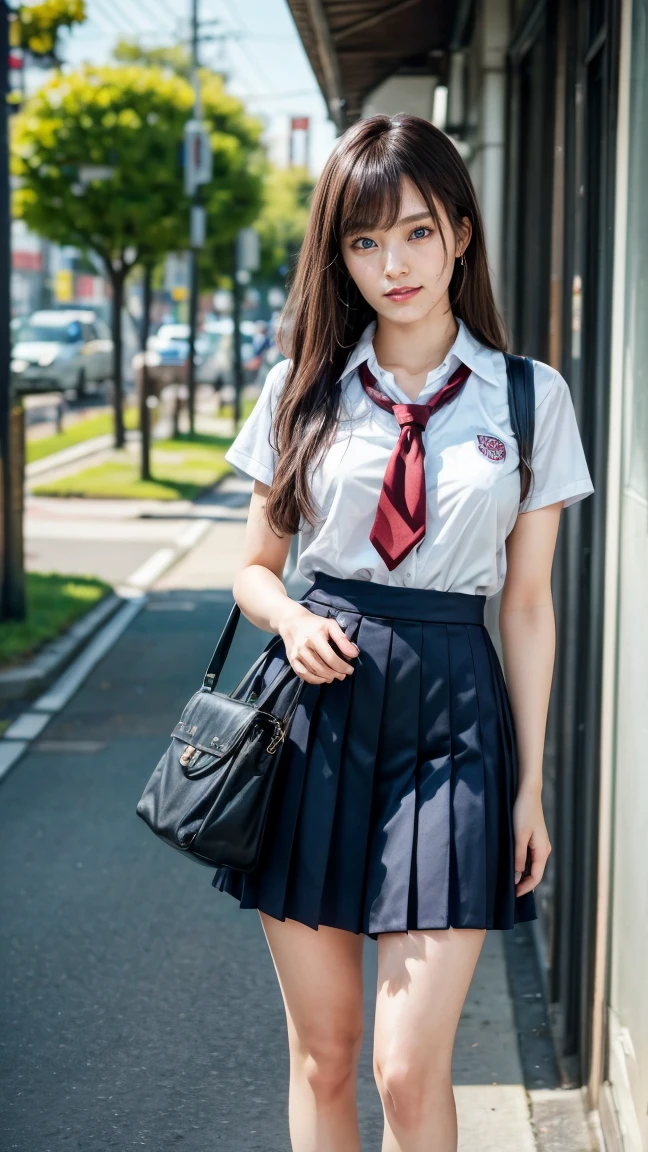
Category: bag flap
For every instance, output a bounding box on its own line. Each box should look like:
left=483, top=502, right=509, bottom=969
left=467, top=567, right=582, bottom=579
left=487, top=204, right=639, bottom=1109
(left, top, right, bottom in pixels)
left=171, top=689, right=275, bottom=758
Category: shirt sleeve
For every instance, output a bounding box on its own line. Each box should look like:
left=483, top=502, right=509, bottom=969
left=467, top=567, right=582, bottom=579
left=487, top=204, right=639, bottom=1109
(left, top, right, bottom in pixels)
left=519, top=367, right=595, bottom=513
left=224, top=358, right=290, bottom=486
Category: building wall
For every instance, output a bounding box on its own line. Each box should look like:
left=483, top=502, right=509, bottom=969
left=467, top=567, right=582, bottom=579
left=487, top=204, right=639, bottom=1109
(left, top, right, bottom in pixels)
left=361, top=74, right=437, bottom=122
left=603, top=0, right=648, bottom=1144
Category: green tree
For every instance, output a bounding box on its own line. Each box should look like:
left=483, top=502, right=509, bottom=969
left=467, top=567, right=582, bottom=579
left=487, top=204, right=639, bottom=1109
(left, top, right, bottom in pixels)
left=113, top=38, right=191, bottom=80
left=11, top=0, right=86, bottom=63
left=11, top=64, right=263, bottom=446
left=255, top=165, right=314, bottom=282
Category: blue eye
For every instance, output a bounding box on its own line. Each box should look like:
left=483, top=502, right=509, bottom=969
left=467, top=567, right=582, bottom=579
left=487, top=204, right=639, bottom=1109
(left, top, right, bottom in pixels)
left=352, top=237, right=376, bottom=250
left=410, top=226, right=430, bottom=240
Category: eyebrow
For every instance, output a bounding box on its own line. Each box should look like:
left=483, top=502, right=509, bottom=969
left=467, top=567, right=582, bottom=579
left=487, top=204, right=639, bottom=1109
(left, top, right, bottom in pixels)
left=343, top=209, right=433, bottom=237
left=397, top=211, right=434, bottom=226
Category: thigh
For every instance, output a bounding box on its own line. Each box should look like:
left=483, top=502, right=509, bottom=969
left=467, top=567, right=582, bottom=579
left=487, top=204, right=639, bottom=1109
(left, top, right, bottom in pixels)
left=260, top=913, right=365, bottom=1050
left=374, top=928, right=486, bottom=1066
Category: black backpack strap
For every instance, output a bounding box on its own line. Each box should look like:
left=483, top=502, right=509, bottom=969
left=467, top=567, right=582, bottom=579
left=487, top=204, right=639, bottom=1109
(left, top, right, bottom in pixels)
left=503, top=352, right=535, bottom=482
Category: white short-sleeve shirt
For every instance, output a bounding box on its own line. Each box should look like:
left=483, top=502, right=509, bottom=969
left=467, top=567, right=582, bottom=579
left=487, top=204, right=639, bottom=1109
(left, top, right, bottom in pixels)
left=224, top=317, right=594, bottom=598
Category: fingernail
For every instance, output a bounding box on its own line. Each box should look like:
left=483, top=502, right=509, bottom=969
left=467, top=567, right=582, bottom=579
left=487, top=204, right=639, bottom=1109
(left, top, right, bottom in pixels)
left=514, top=871, right=522, bottom=883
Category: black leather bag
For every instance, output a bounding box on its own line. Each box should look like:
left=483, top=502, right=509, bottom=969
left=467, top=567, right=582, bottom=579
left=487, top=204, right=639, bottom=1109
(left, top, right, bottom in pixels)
left=136, top=603, right=305, bottom=871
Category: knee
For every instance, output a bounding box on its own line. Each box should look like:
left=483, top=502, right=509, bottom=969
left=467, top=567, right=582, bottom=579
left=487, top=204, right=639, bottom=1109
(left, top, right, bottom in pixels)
left=374, top=1050, right=451, bottom=1131
left=298, top=1025, right=363, bottom=1108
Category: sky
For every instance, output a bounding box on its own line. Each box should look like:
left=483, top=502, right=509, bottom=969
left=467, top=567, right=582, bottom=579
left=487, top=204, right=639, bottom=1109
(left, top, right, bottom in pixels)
left=51, top=0, right=337, bottom=173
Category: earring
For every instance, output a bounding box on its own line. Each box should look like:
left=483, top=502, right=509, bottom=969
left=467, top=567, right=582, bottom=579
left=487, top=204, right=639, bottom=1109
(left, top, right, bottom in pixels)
left=460, top=251, right=465, bottom=267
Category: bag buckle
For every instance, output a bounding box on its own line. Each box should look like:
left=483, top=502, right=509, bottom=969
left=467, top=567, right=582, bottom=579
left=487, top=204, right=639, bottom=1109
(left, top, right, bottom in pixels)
left=266, top=721, right=284, bottom=754
left=180, top=744, right=200, bottom=768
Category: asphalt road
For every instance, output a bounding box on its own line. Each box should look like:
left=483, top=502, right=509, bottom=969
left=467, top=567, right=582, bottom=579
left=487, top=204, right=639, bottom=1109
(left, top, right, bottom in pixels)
left=0, top=587, right=384, bottom=1152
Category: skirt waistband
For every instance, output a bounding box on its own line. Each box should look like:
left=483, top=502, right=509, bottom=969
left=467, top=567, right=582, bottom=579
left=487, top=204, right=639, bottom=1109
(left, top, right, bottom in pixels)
left=300, top=572, right=486, bottom=626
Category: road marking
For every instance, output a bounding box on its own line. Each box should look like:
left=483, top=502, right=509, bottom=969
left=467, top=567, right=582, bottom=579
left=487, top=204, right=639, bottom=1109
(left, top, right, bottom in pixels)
left=34, top=740, right=107, bottom=754
left=3, top=712, right=52, bottom=741
left=176, top=518, right=210, bottom=550
left=35, top=596, right=145, bottom=714
left=123, top=547, right=177, bottom=590
left=146, top=600, right=196, bottom=612
left=0, top=513, right=211, bottom=785
left=115, top=519, right=211, bottom=596
left=0, top=742, right=29, bottom=782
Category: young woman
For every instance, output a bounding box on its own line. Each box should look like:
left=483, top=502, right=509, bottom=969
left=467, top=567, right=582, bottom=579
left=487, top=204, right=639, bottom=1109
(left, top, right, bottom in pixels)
left=213, top=114, right=594, bottom=1152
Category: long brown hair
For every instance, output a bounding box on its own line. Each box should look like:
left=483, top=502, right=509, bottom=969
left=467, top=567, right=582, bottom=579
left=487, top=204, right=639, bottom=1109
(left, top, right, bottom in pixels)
left=265, top=114, right=519, bottom=537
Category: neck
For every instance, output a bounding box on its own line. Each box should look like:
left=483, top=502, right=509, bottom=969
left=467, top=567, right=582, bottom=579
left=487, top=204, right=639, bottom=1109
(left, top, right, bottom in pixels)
left=373, top=303, right=459, bottom=378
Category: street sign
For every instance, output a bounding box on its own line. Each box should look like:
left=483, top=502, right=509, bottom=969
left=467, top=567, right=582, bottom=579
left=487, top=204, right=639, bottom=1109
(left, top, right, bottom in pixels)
left=183, top=120, right=212, bottom=196
left=190, top=205, right=206, bottom=249
left=236, top=228, right=260, bottom=272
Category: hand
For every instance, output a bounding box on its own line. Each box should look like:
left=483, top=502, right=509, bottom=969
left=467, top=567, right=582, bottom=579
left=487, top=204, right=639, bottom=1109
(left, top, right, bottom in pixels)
left=278, top=605, right=360, bottom=685
left=512, top=788, right=551, bottom=898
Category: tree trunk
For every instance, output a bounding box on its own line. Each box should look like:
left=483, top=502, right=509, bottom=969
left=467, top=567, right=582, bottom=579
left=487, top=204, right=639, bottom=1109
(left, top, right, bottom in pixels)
left=140, top=264, right=153, bottom=481
left=110, top=266, right=125, bottom=449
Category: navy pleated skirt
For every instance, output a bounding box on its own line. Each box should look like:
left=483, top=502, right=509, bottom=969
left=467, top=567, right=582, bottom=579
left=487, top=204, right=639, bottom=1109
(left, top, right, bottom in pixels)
left=212, top=572, right=537, bottom=937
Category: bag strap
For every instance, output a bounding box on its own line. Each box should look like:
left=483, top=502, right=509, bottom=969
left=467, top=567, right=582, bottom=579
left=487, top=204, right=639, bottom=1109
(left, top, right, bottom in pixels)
left=503, top=351, right=535, bottom=476
left=203, top=600, right=242, bottom=691
left=201, top=599, right=305, bottom=728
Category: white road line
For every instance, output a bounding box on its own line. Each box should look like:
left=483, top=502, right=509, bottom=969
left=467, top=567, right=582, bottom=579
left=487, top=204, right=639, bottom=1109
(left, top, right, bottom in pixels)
left=35, top=597, right=145, bottom=714
left=3, top=712, right=52, bottom=741
left=0, top=742, right=29, bottom=782
left=0, top=511, right=211, bottom=785
left=175, top=518, right=210, bottom=550
left=123, top=547, right=177, bottom=590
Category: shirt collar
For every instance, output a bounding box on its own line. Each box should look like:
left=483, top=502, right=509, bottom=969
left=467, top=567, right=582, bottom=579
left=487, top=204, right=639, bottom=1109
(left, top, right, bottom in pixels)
left=339, top=315, right=502, bottom=390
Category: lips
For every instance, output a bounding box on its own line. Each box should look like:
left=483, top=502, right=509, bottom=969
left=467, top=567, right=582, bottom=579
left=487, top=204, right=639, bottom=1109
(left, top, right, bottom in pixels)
left=384, top=286, right=422, bottom=301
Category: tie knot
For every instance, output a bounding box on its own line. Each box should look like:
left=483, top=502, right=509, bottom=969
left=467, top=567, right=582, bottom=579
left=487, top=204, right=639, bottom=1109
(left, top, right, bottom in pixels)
left=392, top=403, right=432, bottom=430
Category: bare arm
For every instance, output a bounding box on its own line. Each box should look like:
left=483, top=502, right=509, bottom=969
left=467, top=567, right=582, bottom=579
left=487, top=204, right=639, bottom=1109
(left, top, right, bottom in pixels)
left=231, top=479, right=359, bottom=685
left=499, top=501, right=562, bottom=896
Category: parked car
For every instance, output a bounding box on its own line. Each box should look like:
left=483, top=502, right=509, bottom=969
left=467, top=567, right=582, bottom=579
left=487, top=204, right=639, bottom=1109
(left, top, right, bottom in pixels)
left=10, top=309, right=113, bottom=397
left=131, top=323, right=190, bottom=396
left=195, top=319, right=269, bottom=392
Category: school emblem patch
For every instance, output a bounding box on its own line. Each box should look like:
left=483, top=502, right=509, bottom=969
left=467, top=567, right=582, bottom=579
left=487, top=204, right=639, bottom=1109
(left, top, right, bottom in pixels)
left=477, top=434, right=507, bottom=462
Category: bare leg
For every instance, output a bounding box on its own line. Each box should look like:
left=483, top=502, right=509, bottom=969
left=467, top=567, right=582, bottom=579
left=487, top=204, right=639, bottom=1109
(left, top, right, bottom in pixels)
left=374, top=927, right=487, bottom=1152
left=260, top=912, right=365, bottom=1152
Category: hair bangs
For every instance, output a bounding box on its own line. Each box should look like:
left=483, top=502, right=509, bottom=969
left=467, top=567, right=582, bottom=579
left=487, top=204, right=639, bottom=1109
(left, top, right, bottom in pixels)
left=338, top=143, right=447, bottom=257
left=338, top=148, right=404, bottom=238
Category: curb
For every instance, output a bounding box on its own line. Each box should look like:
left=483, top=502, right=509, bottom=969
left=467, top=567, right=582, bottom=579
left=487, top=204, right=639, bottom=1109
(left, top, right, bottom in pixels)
left=0, top=520, right=211, bottom=704
left=0, top=596, right=146, bottom=784
left=0, top=592, right=123, bottom=702
left=26, top=433, right=115, bottom=479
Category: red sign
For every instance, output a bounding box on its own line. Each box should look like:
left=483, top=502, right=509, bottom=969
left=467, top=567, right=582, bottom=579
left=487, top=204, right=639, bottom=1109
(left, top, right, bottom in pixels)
left=291, top=117, right=310, bottom=131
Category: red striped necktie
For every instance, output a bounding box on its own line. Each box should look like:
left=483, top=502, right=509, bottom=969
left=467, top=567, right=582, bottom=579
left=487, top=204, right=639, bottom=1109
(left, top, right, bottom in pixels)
left=358, top=359, right=472, bottom=571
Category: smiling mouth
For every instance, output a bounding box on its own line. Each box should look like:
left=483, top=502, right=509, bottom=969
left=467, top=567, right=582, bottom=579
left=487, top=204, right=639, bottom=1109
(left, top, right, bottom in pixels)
left=384, top=286, right=422, bottom=301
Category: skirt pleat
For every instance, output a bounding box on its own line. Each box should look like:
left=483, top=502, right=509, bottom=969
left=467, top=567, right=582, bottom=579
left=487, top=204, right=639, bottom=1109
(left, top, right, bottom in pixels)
left=363, top=620, right=422, bottom=934
left=446, top=623, right=488, bottom=927
left=212, top=573, right=537, bottom=935
left=319, top=615, right=392, bottom=931
left=413, top=622, right=452, bottom=929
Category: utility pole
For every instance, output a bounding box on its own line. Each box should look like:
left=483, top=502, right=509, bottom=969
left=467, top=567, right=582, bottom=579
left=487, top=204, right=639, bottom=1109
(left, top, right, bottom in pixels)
left=0, top=1, right=25, bottom=620
left=184, top=0, right=199, bottom=437
left=233, top=228, right=260, bottom=432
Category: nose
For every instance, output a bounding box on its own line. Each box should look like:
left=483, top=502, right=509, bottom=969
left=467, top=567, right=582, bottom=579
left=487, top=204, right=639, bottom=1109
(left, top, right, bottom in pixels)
left=383, top=241, right=409, bottom=279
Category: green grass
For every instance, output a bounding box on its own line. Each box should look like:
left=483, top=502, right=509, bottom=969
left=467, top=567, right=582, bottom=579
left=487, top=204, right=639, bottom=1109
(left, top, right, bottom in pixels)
left=0, top=572, right=111, bottom=669
left=217, top=397, right=257, bottom=421
left=32, top=432, right=234, bottom=501
left=26, top=407, right=139, bottom=464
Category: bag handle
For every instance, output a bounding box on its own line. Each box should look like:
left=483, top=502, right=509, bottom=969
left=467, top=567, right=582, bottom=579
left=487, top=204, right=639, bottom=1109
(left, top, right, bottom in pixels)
left=201, top=602, right=304, bottom=726
left=202, top=600, right=242, bottom=691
